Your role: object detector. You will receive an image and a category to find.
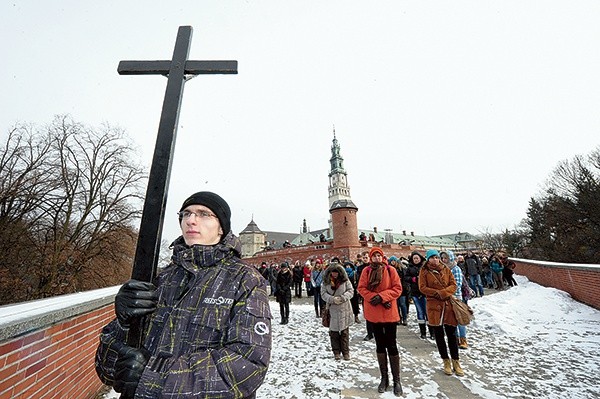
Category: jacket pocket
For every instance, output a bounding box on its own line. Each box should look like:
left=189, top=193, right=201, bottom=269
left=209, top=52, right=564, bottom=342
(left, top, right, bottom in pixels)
left=148, top=306, right=169, bottom=331
left=187, top=308, right=228, bottom=348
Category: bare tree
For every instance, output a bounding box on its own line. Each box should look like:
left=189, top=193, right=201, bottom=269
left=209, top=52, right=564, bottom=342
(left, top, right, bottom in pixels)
left=0, top=116, right=146, bottom=304
left=158, top=238, right=174, bottom=269
left=477, top=227, right=504, bottom=253
left=0, top=125, right=57, bottom=303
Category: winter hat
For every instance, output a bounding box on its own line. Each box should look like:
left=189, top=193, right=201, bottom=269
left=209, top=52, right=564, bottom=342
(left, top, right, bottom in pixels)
left=388, top=255, right=399, bottom=263
left=315, top=258, right=323, bottom=264
left=179, top=191, right=231, bottom=238
left=280, top=261, right=289, bottom=268
left=369, top=247, right=385, bottom=260
left=425, top=249, right=440, bottom=261
left=446, top=250, right=456, bottom=262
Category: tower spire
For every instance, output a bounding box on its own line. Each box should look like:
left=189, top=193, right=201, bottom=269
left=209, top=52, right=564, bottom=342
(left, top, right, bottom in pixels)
left=327, top=128, right=352, bottom=208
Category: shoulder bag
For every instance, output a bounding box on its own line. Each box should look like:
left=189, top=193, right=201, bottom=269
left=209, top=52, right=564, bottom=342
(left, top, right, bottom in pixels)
left=450, top=296, right=474, bottom=325
left=322, top=306, right=330, bottom=327
left=430, top=267, right=475, bottom=325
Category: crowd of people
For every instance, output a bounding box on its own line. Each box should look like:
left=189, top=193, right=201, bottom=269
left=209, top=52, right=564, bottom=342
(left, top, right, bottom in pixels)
left=252, top=247, right=518, bottom=396
left=94, top=189, right=516, bottom=398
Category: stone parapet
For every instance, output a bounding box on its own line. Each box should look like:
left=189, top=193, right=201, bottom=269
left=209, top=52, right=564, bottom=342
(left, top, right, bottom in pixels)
left=0, top=286, right=119, bottom=399
left=512, top=258, right=600, bottom=310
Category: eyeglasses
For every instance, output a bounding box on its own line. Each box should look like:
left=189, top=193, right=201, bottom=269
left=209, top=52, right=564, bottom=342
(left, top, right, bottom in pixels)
left=178, top=210, right=217, bottom=220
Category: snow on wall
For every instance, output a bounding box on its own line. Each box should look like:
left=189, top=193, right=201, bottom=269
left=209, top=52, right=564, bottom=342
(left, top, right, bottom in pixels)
left=513, top=258, right=600, bottom=310
left=0, top=286, right=119, bottom=399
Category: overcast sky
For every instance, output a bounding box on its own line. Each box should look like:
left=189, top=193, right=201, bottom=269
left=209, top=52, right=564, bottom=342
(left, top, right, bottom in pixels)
left=2, top=1, right=600, bottom=242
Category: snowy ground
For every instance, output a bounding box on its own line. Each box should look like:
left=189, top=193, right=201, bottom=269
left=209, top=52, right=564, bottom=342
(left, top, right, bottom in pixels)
left=102, top=275, right=600, bottom=398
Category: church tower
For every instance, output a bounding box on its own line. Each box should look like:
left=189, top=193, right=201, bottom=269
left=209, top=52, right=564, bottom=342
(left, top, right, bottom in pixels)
left=327, top=128, right=359, bottom=248
left=328, top=127, right=352, bottom=208
left=239, top=218, right=267, bottom=258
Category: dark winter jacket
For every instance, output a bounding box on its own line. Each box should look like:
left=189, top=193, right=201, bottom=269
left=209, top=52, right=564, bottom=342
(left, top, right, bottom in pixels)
left=267, top=266, right=278, bottom=282
left=465, top=254, right=481, bottom=276
left=356, top=263, right=368, bottom=284
left=405, top=251, right=425, bottom=298
left=481, top=259, right=491, bottom=273
left=458, top=262, right=468, bottom=279
left=292, top=265, right=303, bottom=283
left=276, top=269, right=293, bottom=304
left=259, top=265, right=269, bottom=280
left=396, top=264, right=411, bottom=297
left=502, top=258, right=516, bottom=276
left=95, top=233, right=272, bottom=399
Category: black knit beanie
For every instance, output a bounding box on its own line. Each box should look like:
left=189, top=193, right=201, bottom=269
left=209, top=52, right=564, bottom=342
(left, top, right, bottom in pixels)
left=179, top=191, right=231, bottom=238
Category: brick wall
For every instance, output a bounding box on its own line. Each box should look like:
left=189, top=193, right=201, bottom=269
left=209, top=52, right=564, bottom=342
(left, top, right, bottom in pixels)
left=513, top=258, right=600, bottom=310
left=0, top=293, right=116, bottom=399
left=244, top=242, right=420, bottom=268
left=2, top=257, right=596, bottom=398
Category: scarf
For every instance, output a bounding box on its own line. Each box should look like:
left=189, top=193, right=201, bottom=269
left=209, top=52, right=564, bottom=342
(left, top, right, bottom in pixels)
left=330, top=276, right=341, bottom=291
left=426, top=259, right=443, bottom=273
left=367, top=263, right=385, bottom=291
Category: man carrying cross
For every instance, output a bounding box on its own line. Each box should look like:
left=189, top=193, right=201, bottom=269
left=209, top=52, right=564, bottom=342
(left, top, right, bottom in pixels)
left=96, top=192, right=272, bottom=398
left=95, top=26, right=272, bottom=399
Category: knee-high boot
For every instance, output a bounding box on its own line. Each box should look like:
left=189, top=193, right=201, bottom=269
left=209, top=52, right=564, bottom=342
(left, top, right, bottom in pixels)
left=419, top=323, right=427, bottom=339
left=428, top=324, right=435, bottom=339
left=376, top=353, right=389, bottom=393
left=389, top=354, right=403, bottom=396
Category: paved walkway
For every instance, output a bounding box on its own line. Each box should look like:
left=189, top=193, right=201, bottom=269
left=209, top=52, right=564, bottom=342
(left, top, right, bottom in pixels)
left=323, top=288, right=497, bottom=398
left=341, top=313, right=486, bottom=398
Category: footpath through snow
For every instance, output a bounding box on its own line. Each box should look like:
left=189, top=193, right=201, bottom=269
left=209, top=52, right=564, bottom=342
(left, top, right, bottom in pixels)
left=102, top=275, right=600, bottom=398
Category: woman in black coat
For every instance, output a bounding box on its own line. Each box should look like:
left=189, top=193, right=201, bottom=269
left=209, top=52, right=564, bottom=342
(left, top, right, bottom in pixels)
left=404, top=251, right=433, bottom=339
left=276, top=262, right=293, bottom=324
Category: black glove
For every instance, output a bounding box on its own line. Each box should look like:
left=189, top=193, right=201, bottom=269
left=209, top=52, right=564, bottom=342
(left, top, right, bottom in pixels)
left=382, top=302, right=392, bottom=309
left=114, top=346, right=150, bottom=397
left=370, top=295, right=383, bottom=306
left=115, top=280, right=158, bottom=327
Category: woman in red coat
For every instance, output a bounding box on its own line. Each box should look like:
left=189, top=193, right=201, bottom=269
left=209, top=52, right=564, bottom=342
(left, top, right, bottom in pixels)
left=357, top=247, right=403, bottom=396
left=418, top=249, right=464, bottom=376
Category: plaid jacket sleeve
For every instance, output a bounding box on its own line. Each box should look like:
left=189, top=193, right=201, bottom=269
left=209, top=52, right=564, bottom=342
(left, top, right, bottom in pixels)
left=451, top=266, right=463, bottom=298
left=95, top=318, right=128, bottom=386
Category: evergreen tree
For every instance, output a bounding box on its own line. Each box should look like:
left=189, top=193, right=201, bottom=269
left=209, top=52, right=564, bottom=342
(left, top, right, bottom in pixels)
left=524, top=148, right=600, bottom=263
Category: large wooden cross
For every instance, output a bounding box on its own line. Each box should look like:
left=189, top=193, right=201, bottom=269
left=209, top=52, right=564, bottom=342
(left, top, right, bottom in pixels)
left=118, top=25, right=237, bottom=353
